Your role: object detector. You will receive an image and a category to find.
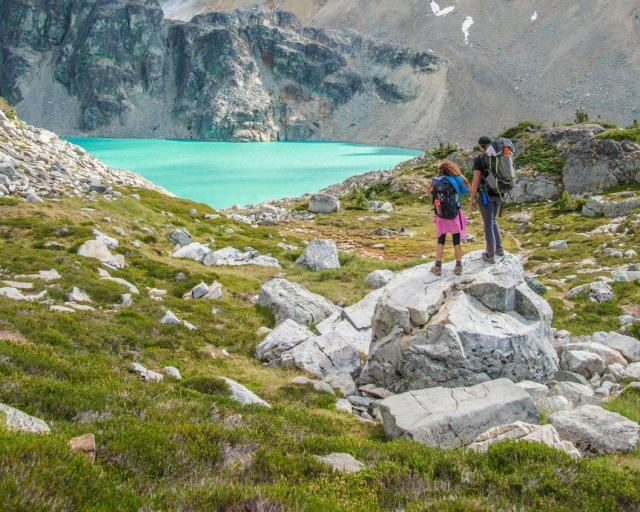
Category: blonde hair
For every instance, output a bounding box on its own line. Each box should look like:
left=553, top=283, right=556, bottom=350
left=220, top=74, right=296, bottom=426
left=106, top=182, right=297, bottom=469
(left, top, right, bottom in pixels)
left=438, top=160, right=471, bottom=189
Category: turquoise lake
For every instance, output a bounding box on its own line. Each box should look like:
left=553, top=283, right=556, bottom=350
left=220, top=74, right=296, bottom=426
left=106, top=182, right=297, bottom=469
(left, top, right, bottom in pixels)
left=67, top=138, right=421, bottom=208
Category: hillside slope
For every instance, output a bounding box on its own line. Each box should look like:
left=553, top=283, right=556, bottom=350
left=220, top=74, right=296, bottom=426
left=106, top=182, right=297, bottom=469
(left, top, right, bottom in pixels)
left=3, top=109, right=640, bottom=510
left=162, top=0, right=640, bottom=146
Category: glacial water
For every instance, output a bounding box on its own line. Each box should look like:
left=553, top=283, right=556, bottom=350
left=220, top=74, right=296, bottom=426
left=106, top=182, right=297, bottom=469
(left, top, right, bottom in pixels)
left=67, top=138, right=421, bottom=208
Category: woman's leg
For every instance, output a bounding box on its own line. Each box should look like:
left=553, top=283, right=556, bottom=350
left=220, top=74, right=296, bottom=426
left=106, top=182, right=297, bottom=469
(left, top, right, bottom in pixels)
left=436, top=234, right=446, bottom=262
left=453, top=233, right=462, bottom=262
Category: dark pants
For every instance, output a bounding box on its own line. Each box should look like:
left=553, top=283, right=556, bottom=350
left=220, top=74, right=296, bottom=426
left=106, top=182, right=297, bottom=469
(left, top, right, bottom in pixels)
left=480, top=195, right=503, bottom=257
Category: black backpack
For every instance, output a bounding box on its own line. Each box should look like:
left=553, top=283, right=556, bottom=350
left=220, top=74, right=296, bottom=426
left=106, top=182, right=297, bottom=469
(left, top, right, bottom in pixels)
left=431, top=177, right=460, bottom=219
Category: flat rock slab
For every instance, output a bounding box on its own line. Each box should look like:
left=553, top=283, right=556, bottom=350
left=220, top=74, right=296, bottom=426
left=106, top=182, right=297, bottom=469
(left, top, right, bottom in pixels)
left=314, top=453, right=365, bottom=473
left=378, top=378, right=538, bottom=449
left=0, top=403, right=50, bottom=434
left=550, top=405, right=640, bottom=454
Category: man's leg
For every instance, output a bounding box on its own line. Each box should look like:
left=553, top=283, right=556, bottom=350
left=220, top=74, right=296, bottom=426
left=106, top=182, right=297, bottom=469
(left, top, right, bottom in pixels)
left=492, top=197, right=504, bottom=254
left=480, top=201, right=496, bottom=257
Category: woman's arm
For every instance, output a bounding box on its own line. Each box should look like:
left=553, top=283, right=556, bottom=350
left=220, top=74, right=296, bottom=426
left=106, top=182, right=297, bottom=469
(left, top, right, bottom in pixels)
left=469, top=170, right=481, bottom=209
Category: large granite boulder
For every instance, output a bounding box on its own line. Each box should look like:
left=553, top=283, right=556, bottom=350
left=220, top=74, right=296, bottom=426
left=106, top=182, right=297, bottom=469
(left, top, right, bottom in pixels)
left=378, top=379, right=539, bottom=449
left=296, top=240, right=340, bottom=271
left=308, top=194, right=340, bottom=214
left=257, top=278, right=341, bottom=326
left=550, top=405, right=640, bottom=454
left=363, top=251, right=559, bottom=393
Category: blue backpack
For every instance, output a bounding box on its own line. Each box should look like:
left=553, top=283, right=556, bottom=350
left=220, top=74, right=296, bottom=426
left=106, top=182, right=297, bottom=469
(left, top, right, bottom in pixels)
left=431, top=175, right=467, bottom=220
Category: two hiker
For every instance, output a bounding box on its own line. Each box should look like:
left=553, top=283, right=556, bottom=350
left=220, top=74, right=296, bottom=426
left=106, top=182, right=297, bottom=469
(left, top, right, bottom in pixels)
left=429, top=135, right=514, bottom=275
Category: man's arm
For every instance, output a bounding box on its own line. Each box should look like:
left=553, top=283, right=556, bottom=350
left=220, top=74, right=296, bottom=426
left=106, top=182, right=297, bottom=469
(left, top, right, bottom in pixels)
left=470, top=169, right=481, bottom=210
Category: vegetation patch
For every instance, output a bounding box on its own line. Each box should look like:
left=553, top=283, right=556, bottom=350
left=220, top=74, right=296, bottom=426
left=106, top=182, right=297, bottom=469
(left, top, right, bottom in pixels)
left=595, top=127, right=640, bottom=144
left=0, top=96, right=16, bottom=120
left=515, top=137, right=567, bottom=174
left=498, top=120, right=543, bottom=141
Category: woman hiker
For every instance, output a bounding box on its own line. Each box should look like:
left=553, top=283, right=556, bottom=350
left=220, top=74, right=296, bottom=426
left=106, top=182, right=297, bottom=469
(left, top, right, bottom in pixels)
left=428, top=160, right=471, bottom=276
left=470, top=135, right=504, bottom=263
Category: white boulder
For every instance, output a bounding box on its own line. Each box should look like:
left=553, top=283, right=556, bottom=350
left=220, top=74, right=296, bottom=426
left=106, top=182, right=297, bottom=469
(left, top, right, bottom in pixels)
left=296, top=239, right=340, bottom=271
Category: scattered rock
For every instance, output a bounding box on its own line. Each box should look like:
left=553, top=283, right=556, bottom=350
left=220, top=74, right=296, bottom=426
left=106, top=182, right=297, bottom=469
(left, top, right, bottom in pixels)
left=563, top=341, right=628, bottom=367
left=255, top=319, right=316, bottom=364
left=469, top=421, right=580, bottom=457
left=256, top=279, right=340, bottom=326
left=368, top=200, right=394, bottom=213
left=66, top=287, right=92, bottom=303
left=560, top=350, right=606, bottom=379
left=0, top=403, right=50, bottom=434
left=566, top=281, right=613, bottom=303
left=595, top=332, right=640, bottom=362
left=219, top=377, right=271, bottom=408
left=323, top=373, right=357, bottom=397
left=163, top=366, right=182, bottom=380
left=515, top=380, right=549, bottom=401
left=204, top=247, right=280, bottom=268
left=98, top=268, right=139, bottom=294
left=295, top=239, right=340, bottom=271
left=314, top=453, right=365, bottom=473
left=172, top=242, right=211, bottom=262
left=184, top=281, right=223, bottom=300
left=378, top=379, right=539, bottom=449
left=549, top=240, right=568, bottom=250
left=68, top=433, right=96, bottom=462
left=548, top=382, right=598, bottom=406
left=92, top=229, right=118, bottom=249
left=550, top=405, right=640, bottom=454
left=536, top=396, right=572, bottom=415
left=308, top=194, right=340, bottom=214
left=336, top=398, right=353, bottom=414
left=129, top=363, right=163, bottom=382
left=167, top=229, right=192, bottom=246
left=120, top=293, right=133, bottom=306
left=77, top=239, right=125, bottom=269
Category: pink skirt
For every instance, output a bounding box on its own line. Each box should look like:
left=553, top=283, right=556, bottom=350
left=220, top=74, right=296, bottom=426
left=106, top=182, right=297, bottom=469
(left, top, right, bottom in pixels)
left=433, top=210, right=468, bottom=239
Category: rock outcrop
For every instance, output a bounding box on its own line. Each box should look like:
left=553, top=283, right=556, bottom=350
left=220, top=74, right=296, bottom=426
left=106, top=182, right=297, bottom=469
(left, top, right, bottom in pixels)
left=0, top=3, right=442, bottom=144
left=378, top=379, right=539, bottom=449
left=362, top=252, right=559, bottom=393
left=0, top=110, right=165, bottom=200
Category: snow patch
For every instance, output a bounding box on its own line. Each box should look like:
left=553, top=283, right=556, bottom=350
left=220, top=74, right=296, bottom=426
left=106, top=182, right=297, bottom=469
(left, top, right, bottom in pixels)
left=462, top=16, right=474, bottom=45
left=531, top=11, right=538, bottom=21
left=430, top=1, right=455, bottom=17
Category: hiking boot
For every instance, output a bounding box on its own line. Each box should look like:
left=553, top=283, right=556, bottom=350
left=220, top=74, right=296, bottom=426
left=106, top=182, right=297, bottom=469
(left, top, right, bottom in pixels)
left=430, top=265, right=442, bottom=276
left=482, top=253, right=495, bottom=264
left=496, top=249, right=505, bottom=257
left=454, top=265, right=463, bottom=276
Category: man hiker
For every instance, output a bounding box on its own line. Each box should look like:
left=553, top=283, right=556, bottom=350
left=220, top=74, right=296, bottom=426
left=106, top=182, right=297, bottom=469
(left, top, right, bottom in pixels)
left=470, top=135, right=504, bottom=263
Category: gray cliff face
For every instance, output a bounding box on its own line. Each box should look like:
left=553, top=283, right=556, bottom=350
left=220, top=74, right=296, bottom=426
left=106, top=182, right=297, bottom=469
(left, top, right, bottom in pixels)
left=0, top=1, right=443, bottom=143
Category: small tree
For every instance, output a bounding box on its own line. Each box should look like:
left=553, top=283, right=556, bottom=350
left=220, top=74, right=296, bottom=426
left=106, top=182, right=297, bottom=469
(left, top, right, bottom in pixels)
left=574, top=108, right=589, bottom=124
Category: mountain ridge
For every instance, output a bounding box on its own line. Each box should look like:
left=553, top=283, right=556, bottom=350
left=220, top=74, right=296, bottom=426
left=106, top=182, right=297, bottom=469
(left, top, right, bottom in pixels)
left=0, top=1, right=446, bottom=146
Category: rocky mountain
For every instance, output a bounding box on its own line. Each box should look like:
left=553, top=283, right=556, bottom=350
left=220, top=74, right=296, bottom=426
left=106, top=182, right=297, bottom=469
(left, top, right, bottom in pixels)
left=161, top=0, right=640, bottom=146
left=0, top=1, right=444, bottom=145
